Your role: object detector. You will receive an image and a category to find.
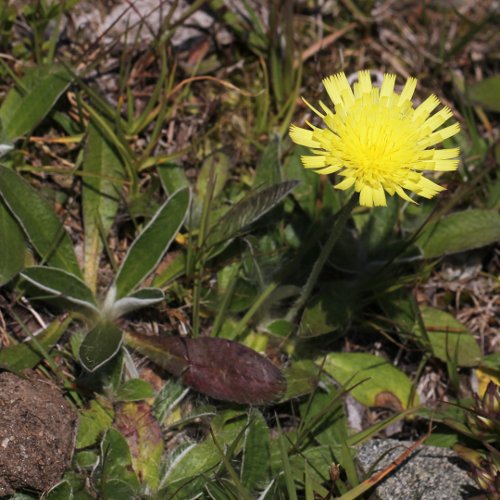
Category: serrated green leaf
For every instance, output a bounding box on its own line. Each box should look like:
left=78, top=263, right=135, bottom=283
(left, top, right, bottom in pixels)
left=82, top=121, right=124, bottom=291
left=79, top=322, right=123, bottom=372
left=76, top=398, right=114, bottom=449
left=0, top=166, right=82, bottom=277
left=417, top=209, right=500, bottom=258
left=323, top=353, right=418, bottom=410
left=113, top=188, right=190, bottom=299
left=115, top=379, right=155, bottom=402
left=0, top=65, right=72, bottom=143
left=205, top=180, right=298, bottom=248
left=21, top=266, right=98, bottom=313
left=0, top=316, right=71, bottom=371
left=0, top=199, right=24, bottom=285
left=468, top=75, right=500, bottom=112
left=414, top=306, right=481, bottom=367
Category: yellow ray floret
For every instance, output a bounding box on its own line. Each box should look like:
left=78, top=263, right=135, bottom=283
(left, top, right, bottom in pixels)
left=289, top=70, right=461, bottom=207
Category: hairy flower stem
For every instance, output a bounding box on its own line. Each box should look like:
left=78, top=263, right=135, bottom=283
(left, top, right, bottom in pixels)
left=286, top=194, right=356, bottom=323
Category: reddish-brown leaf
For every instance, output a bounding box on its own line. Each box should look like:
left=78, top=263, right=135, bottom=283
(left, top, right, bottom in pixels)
left=124, top=331, right=286, bottom=405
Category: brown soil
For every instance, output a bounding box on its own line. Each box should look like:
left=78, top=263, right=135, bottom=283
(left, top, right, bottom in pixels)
left=0, top=371, right=78, bottom=496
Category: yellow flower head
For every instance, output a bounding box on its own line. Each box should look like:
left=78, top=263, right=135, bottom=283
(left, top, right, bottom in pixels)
left=290, top=71, right=460, bottom=207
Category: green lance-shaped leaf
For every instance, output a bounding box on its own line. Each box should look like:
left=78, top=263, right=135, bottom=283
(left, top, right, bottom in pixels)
left=21, top=266, right=98, bottom=314
left=100, top=428, right=140, bottom=498
left=115, top=379, right=155, bottom=402
left=417, top=209, right=500, bottom=258
left=0, top=316, right=72, bottom=372
left=241, top=409, right=271, bottom=491
left=108, top=288, right=164, bottom=320
left=115, top=402, right=164, bottom=490
left=82, top=121, right=125, bottom=292
left=0, top=199, right=25, bottom=285
left=0, top=166, right=82, bottom=277
left=0, top=65, right=72, bottom=143
left=79, top=322, right=123, bottom=372
left=112, top=187, right=190, bottom=299
left=414, top=306, right=481, bottom=367
left=124, top=331, right=286, bottom=405
left=204, top=180, right=299, bottom=249
left=323, top=352, right=419, bottom=410
left=76, top=397, right=114, bottom=449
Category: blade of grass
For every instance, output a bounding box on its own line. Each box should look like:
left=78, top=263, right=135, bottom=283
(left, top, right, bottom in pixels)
left=192, top=163, right=217, bottom=337
left=80, top=101, right=135, bottom=179
left=255, top=58, right=270, bottom=135
left=159, top=0, right=210, bottom=45
left=304, top=462, right=314, bottom=500
left=212, top=263, right=240, bottom=337
left=138, top=49, right=174, bottom=163
left=234, top=281, right=278, bottom=338
left=130, top=47, right=171, bottom=135
left=275, top=417, right=298, bottom=500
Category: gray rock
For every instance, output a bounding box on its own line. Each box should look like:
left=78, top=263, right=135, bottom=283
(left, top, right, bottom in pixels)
left=356, top=439, right=481, bottom=499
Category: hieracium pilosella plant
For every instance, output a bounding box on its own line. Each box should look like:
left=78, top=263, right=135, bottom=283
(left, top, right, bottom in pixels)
left=290, top=70, right=460, bottom=206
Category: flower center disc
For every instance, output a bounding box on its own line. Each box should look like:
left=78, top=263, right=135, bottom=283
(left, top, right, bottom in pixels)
left=335, top=100, right=418, bottom=183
